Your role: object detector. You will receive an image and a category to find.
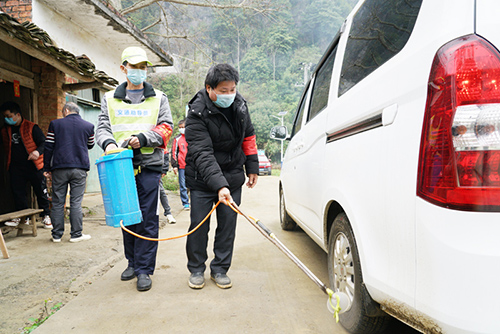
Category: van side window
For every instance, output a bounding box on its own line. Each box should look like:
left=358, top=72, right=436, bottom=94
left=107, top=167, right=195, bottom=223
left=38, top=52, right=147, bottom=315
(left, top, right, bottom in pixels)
left=308, top=45, right=337, bottom=122
left=292, top=81, right=311, bottom=136
left=338, top=0, right=423, bottom=96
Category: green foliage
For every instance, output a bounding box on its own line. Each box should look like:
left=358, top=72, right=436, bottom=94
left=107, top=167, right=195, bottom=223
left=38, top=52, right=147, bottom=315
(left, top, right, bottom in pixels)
left=240, top=47, right=272, bottom=84
left=23, top=300, right=63, bottom=333
left=162, top=171, right=180, bottom=192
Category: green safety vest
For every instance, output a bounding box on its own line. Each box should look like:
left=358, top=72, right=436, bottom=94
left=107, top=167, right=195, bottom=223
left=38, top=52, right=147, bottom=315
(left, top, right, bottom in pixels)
left=106, top=90, right=162, bottom=155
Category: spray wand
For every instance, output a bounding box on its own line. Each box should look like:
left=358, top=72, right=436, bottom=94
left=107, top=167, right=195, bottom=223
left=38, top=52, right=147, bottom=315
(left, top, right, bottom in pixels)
left=227, top=201, right=351, bottom=322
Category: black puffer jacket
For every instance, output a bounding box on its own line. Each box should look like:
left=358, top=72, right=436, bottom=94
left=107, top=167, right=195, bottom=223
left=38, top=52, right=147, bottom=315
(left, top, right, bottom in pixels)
left=185, top=89, right=258, bottom=192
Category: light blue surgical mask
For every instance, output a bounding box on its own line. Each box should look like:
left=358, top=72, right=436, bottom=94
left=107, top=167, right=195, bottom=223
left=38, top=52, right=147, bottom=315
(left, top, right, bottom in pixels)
left=127, top=68, right=147, bottom=85
left=4, top=117, right=16, bottom=125
left=213, top=93, right=236, bottom=109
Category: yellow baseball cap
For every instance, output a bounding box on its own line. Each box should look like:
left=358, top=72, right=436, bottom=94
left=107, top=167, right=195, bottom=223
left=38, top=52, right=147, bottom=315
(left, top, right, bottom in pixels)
left=121, top=46, right=153, bottom=66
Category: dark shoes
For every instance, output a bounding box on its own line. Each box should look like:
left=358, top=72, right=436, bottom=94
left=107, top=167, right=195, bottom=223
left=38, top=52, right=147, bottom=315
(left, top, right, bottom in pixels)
left=121, top=267, right=136, bottom=281
left=137, top=274, right=152, bottom=291
left=211, top=273, right=232, bottom=289
left=122, top=267, right=151, bottom=291
left=188, top=272, right=205, bottom=289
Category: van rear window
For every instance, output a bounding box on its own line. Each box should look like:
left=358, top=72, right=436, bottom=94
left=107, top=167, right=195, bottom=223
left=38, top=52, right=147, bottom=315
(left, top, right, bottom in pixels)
left=338, top=0, right=422, bottom=96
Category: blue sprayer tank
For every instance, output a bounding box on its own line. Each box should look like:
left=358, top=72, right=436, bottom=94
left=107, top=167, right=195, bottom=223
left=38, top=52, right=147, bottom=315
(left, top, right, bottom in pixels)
left=96, top=149, right=142, bottom=227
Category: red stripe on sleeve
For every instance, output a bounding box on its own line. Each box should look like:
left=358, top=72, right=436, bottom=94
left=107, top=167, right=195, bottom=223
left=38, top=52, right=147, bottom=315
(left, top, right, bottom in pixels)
left=152, top=123, right=173, bottom=149
left=242, top=135, right=257, bottom=156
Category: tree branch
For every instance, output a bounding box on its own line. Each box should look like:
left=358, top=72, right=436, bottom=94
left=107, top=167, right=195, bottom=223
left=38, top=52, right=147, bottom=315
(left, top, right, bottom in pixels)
left=121, top=0, right=272, bottom=15
left=141, top=18, right=162, bottom=31
left=144, top=32, right=213, bottom=61
left=144, top=32, right=189, bottom=39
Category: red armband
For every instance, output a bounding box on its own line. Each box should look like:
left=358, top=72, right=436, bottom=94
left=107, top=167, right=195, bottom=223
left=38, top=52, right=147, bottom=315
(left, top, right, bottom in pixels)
left=152, top=123, right=173, bottom=149
left=242, top=135, right=258, bottom=156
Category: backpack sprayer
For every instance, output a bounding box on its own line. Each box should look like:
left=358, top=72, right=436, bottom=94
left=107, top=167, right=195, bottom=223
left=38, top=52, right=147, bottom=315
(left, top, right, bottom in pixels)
left=96, top=148, right=351, bottom=322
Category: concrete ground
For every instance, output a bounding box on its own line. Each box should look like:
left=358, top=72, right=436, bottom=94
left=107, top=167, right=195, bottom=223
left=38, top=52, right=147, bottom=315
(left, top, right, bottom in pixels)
left=33, top=176, right=353, bottom=334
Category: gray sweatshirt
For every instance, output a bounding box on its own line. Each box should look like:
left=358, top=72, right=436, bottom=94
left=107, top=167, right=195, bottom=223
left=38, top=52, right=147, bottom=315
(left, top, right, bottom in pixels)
left=96, top=82, right=173, bottom=172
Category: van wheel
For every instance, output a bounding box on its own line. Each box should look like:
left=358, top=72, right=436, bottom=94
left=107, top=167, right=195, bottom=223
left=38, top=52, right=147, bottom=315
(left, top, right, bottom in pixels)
left=279, top=187, right=296, bottom=231
left=328, top=213, right=391, bottom=333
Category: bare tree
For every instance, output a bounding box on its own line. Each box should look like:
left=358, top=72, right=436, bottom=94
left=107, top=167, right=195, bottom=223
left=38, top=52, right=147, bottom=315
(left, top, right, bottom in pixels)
left=120, top=0, right=278, bottom=63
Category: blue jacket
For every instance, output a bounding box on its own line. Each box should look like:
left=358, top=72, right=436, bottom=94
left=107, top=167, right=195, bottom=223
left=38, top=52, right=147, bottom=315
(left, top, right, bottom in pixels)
left=43, top=113, right=95, bottom=171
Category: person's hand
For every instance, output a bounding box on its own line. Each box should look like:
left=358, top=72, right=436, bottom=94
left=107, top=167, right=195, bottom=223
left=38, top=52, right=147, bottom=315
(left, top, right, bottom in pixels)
left=28, top=150, right=40, bottom=161
left=126, top=136, right=141, bottom=149
left=43, top=171, right=51, bottom=180
left=161, top=173, right=166, bottom=178
left=246, top=174, right=258, bottom=189
left=105, top=143, right=118, bottom=153
left=173, top=167, right=178, bottom=175
left=218, top=187, right=233, bottom=206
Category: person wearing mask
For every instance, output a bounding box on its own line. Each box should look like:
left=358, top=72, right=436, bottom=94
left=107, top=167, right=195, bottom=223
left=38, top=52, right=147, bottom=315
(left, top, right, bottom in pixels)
left=43, top=102, right=95, bottom=243
left=185, top=64, right=259, bottom=289
left=96, top=46, right=173, bottom=292
left=171, top=119, right=189, bottom=210
left=1, top=101, right=52, bottom=228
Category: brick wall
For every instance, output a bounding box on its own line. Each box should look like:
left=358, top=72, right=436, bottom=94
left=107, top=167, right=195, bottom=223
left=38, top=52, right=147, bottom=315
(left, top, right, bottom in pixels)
left=31, top=59, right=65, bottom=132
left=0, top=0, right=33, bottom=22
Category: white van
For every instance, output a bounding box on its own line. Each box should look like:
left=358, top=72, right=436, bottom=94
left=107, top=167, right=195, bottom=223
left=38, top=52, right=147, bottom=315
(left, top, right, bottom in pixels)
left=273, top=0, right=500, bottom=333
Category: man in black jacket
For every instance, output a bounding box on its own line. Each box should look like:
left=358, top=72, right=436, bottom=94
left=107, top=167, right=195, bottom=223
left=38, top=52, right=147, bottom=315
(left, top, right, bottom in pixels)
left=43, top=102, right=95, bottom=243
left=185, top=64, right=259, bottom=289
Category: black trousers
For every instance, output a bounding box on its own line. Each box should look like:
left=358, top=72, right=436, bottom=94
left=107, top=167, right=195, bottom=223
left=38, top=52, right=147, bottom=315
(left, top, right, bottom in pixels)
left=9, top=164, right=50, bottom=217
left=186, top=187, right=242, bottom=274
left=123, top=169, right=161, bottom=276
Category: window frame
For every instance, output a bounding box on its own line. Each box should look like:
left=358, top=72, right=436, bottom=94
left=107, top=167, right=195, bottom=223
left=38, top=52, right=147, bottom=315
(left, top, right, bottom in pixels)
left=306, top=32, right=341, bottom=123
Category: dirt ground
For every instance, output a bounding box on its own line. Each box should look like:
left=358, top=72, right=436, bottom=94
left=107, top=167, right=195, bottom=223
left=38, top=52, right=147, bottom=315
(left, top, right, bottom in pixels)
left=0, top=191, right=183, bottom=334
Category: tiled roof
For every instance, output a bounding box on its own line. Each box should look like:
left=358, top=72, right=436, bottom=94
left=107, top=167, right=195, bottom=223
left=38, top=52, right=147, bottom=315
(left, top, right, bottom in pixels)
left=0, top=11, right=118, bottom=86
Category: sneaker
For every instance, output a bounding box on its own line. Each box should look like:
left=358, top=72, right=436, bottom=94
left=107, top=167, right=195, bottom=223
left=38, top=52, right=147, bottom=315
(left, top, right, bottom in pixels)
left=166, top=214, right=176, bottom=224
left=211, top=273, right=232, bottom=289
left=188, top=272, right=205, bottom=289
left=69, top=234, right=91, bottom=243
left=43, top=215, right=53, bottom=229
left=4, top=218, right=27, bottom=227
left=51, top=237, right=61, bottom=243
left=183, top=204, right=190, bottom=211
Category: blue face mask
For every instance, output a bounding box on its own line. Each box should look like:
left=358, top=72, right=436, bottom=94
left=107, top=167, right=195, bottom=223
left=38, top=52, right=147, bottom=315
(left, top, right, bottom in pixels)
left=213, top=93, right=236, bottom=109
left=4, top=117, right=16, bottom=125
left=127, top=68, right=147, bottom=85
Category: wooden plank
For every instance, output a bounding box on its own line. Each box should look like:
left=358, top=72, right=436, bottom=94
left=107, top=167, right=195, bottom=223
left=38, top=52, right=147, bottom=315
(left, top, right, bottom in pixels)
left=0, top=57, right=34, bottom=79
left=0, top=209, right=43, bottom=222
left=0, top=228, right=9, bottom=259
left=0, top=66, right=34, bottom=89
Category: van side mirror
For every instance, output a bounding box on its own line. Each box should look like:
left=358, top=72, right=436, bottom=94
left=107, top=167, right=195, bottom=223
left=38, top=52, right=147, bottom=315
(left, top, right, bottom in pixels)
left=270, top=126, right=288, bottom=140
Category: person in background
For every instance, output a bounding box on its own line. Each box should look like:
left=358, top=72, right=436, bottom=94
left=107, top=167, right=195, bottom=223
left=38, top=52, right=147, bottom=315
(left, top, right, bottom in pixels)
left=171, top=119, right=189, bottom=210
left=0, top=101, right=52, bottom=229
left=184, top=64, right=259, bottom=290
left=159, top=148, right=176, bottom=224
left=96, top=46, right=173, bottom=292
left=43, top=102, right=94, bottom=243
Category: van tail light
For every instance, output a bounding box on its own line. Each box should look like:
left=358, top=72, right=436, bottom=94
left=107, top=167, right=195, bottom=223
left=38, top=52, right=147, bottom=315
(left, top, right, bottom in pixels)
left=417, top=35, right=500, bottom=211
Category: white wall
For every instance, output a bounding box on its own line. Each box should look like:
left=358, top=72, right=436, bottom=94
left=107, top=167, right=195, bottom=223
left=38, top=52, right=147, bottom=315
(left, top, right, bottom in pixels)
left=32, top=1, right=126, bottom=84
